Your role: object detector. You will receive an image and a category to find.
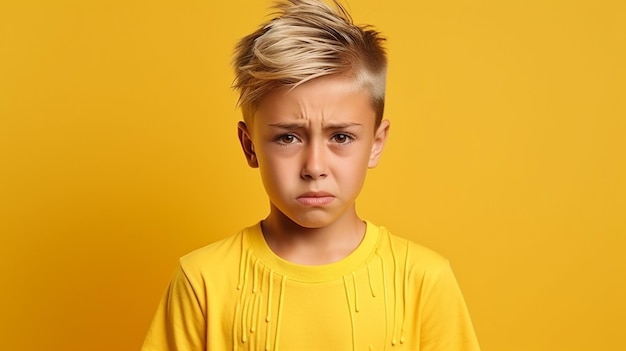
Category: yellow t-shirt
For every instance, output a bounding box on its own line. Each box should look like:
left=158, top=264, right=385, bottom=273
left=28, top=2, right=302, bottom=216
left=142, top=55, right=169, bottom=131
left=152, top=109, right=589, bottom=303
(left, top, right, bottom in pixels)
left=141, top=221, right=480, bottom=350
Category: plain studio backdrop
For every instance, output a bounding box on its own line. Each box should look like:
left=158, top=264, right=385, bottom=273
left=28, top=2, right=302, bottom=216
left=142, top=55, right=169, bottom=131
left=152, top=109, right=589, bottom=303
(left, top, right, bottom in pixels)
left=0, top=0, right=624, bottom=350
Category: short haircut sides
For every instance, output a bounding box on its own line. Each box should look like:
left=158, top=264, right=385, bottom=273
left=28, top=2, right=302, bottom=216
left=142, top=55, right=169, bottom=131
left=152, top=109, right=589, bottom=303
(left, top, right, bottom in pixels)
left=232, top=0, right=388, bottom=125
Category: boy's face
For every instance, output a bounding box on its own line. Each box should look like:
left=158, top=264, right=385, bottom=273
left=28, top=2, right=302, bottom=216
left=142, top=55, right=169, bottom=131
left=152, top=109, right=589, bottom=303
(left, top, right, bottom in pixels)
left=238, top=75, right=389, bottom=230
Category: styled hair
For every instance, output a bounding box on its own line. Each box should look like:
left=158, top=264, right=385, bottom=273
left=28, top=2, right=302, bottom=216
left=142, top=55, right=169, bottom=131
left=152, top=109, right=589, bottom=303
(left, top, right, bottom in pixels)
left=232, top=0, right=387, bottom=125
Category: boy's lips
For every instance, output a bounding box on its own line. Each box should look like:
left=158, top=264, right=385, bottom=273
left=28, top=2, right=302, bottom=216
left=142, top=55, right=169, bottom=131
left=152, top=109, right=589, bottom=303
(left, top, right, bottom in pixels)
left=296, top=192, right=334, bottom=206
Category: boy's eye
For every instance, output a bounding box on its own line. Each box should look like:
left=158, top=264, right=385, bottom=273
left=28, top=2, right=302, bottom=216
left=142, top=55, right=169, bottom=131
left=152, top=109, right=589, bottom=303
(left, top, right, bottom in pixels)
left=331, top=133, right=353, bottom=144
left=276, top=134, right=299, bottom=144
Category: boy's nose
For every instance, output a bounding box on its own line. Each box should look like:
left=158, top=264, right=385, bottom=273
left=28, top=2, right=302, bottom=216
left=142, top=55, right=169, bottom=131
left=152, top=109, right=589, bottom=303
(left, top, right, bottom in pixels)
left=301, top=142, right=328, bottom=180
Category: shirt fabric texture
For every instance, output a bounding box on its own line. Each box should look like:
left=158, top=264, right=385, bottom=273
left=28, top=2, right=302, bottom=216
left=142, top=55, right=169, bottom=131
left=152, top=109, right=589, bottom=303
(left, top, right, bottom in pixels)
left=141, top=221, right=480, bottom=351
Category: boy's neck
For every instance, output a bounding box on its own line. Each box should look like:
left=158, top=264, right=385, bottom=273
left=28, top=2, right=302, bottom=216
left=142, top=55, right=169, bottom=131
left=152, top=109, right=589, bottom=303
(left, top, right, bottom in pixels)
left=260, top=207, right=366, bottom=266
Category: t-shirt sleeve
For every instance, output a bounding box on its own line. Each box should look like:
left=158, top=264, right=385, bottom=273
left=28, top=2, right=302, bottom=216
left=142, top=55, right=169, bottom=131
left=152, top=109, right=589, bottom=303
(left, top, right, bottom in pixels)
left=419, top=260, right=481, bottom=351
left=141, top=265, right=207, bottom=351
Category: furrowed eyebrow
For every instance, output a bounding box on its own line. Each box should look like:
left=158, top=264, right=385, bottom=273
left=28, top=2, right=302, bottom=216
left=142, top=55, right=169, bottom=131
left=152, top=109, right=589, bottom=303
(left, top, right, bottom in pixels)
left=323, top=122, right=362, bottom=129
left=267, top=122, right=362, bottom=130
left=268, top=122, right=307, bottom=130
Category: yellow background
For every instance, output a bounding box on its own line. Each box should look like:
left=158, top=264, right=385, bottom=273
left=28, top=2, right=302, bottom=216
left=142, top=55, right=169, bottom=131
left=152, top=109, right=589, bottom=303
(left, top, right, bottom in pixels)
left=1, top=0, right=624, bottom=350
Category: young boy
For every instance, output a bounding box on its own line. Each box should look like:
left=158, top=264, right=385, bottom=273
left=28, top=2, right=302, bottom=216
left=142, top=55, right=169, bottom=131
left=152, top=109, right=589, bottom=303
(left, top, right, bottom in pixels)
left=141, top=0, right=480, bottom=350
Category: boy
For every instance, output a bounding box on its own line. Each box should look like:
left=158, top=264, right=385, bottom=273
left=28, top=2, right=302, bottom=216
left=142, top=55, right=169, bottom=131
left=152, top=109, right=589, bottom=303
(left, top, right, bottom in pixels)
left=141, top=0, right=480, bottom=350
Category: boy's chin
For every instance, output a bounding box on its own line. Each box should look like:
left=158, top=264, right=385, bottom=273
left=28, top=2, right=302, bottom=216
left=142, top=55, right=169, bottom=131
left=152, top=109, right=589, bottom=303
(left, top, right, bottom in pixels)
left=269, top=208, right=356, bottom=231
left=280, top=214, right=335, bottom=230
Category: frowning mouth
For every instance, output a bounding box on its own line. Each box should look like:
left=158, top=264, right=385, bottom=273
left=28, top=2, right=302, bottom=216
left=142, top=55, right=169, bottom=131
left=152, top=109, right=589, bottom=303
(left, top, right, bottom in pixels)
left=296, top=192, right=335, bottom=206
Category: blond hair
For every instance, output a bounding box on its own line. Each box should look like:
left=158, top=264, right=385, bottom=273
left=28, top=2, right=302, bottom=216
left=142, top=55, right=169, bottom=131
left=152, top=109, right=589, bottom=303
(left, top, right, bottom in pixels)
left=232, top=0, right=387, bottom=125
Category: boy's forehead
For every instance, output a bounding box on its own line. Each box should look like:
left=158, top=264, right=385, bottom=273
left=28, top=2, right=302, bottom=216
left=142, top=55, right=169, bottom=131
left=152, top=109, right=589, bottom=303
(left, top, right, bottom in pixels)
left=253, top=76, right=376, bottom=124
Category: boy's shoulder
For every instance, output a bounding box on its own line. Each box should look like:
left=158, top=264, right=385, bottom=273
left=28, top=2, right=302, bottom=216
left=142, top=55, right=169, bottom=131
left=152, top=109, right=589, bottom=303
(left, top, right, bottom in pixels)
left=176, top=227, right=248, bottom=276
left=377, top=224, right=450, bottom=271
left=378, top=226, right=448, bottom=264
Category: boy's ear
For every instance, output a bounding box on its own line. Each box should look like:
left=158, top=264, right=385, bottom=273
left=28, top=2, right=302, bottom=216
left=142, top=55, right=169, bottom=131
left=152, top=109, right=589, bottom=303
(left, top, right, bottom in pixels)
left=368, top=119, right=390, bottom=168
left=238, top=121, right=259, bottom=168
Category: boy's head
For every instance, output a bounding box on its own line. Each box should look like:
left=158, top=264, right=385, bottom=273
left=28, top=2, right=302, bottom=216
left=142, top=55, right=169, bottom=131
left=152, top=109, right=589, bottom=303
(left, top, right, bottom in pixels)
left=232, top=0, right=387, bottom=126
left=233, top=0, right=390, bottom=230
